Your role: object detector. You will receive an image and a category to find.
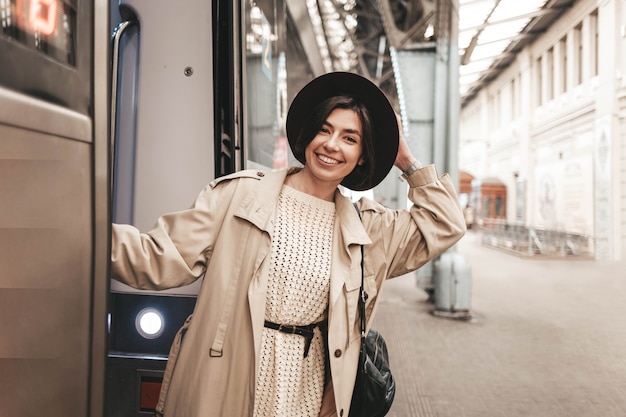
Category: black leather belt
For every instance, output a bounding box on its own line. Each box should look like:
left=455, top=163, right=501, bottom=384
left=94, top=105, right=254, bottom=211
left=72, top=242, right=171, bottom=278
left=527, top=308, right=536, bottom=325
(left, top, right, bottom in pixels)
left=264, top=320, right=327, bottom=358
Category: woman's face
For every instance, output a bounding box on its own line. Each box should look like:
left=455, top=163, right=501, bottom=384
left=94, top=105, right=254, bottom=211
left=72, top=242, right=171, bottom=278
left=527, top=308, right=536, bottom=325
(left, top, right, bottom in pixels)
left=303, top=108, right=365, bottom=185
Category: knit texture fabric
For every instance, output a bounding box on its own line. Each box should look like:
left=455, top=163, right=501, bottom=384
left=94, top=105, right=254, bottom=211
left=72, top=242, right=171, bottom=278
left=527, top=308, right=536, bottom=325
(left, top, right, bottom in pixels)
left=253, top=184, right=335, bottom=417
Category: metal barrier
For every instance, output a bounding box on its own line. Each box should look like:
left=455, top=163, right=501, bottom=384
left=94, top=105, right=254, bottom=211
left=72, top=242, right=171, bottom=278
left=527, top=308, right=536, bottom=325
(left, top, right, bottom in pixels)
left=480, top=219, right=594, bottom=258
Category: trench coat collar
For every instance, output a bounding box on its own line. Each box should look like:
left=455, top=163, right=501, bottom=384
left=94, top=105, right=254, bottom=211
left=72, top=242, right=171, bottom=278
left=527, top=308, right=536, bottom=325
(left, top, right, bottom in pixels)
left=230, top=168, right=372, bottom=305
left=230, top=169, right=288, bottom=234
left=231, top=168, right=372, bottom=247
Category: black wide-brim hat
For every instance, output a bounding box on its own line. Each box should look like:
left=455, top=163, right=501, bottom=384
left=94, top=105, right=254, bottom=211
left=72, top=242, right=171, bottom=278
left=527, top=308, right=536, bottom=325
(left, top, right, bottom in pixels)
left=286, top=72, right=399, bottom=191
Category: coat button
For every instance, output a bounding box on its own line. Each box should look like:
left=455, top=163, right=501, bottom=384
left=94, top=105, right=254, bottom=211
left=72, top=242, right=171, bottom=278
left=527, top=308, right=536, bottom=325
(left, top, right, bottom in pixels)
left=339, top=409, right=344, bottom=416
left=257, top=171, right=265, bottom=177
left=334, top=349, right=342, bottom=358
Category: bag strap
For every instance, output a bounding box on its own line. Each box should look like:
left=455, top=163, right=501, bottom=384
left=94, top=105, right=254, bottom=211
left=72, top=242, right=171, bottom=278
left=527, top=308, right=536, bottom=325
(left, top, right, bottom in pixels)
left=353, top=203, right=368, bottom=338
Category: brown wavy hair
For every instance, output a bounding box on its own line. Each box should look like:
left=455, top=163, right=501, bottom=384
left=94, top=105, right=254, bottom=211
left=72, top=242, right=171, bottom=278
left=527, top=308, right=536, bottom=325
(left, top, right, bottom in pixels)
left=292, top=95, right=377, bottom=189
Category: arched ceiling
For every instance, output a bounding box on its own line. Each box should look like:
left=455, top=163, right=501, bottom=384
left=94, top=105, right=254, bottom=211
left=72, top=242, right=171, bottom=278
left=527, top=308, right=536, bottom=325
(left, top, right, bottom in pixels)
left=458, top=0, right=576, bottom=106
left=287, top=0, right=576, bottom=107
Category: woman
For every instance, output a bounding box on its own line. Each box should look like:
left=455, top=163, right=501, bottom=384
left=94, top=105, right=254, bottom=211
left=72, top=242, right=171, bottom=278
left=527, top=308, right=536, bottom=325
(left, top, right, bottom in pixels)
left=111, top=72, right=466, bottom=417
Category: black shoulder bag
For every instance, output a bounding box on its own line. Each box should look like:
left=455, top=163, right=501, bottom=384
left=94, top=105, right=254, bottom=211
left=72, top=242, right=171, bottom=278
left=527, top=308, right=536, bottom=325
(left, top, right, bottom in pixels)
left=349, top=204, right=396, bottom=417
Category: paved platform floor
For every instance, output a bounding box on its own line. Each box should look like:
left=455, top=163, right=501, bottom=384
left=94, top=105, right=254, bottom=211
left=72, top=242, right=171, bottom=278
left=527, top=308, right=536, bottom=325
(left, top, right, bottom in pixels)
left=373, top=231, right=626, bottom=417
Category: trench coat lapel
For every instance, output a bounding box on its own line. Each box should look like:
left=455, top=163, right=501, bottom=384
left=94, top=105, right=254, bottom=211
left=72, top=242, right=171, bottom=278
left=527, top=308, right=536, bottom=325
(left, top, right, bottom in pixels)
left=231, top=170, right=288, bottom=358
left=329, top=191, right=372, bottom=350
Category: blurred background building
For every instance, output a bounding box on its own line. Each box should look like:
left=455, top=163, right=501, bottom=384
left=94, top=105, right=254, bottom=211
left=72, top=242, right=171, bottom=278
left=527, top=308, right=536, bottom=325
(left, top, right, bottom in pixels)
left=457, top=0, right=625, bottom=262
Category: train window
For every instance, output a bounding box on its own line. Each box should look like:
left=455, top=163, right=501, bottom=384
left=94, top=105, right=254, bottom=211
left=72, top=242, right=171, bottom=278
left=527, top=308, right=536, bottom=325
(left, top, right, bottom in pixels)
left=1, top=0, right=77, bottom=66
left=244, top=0, right=294, bottom=170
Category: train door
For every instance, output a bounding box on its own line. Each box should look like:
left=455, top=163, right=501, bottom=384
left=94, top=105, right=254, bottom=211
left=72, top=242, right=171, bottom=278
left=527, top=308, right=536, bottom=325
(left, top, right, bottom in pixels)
left=105, top=0, right=292, bottom=415
left=105, top=0, right=242, bottom=415
left=0, top=0, right=109, bottom=416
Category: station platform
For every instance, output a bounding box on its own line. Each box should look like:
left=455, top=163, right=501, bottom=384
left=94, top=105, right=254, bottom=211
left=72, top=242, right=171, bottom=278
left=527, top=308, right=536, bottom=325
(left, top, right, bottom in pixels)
left=374, top=231, right=626, bottom=417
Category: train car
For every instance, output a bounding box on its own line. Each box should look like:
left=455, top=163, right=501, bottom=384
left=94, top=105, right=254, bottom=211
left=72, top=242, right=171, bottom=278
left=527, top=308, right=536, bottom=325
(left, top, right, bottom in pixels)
left=0, top=0, right=109, bottom=416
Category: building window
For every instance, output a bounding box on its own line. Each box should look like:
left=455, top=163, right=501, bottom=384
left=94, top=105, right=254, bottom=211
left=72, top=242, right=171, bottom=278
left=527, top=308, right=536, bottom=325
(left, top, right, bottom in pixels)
left=535, top=56, right=543, bottom=106
left=590, top=9, right=598, bottom=77
left=573, top=23, right=582, bottom=85
left=488, top=93, right=496, bottom=131
left=546, top=47, right=554, bottom=101
left=496, top=89, right=502, bottom=128
left=559, top=36, right=567, bottom=94
left=511, top=77, right=517, bottom=119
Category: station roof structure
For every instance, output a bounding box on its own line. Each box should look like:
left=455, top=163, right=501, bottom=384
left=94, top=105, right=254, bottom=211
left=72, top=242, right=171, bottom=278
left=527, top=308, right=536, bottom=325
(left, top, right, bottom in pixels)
left=458, top=0, right=576, bottom=106
left=293, top=0, right=576, bottom=108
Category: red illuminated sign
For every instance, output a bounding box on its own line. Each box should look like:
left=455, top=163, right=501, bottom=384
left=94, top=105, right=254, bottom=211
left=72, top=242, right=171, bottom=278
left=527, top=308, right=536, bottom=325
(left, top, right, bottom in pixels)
left=29, top=0, right=58, bottom=36
left=15, top=0, right=58, bottom=36
left=8, top=0, right=75, bottom=66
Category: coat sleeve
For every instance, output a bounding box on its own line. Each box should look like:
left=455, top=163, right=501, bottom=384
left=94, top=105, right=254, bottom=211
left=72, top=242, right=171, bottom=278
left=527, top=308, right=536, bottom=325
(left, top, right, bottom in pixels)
left=111, top=178, right=238, bottom=290
left=359, top=164, right=466, bottom=279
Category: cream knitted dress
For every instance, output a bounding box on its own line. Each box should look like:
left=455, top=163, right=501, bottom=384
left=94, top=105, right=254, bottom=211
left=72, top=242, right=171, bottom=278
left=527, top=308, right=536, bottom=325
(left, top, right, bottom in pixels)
left=253, top=184, right=335, bottom=417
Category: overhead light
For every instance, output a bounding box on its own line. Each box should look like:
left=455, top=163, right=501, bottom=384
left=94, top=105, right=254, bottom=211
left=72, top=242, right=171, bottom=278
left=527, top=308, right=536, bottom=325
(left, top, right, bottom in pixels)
left=135, top=308, right=165, bottom=339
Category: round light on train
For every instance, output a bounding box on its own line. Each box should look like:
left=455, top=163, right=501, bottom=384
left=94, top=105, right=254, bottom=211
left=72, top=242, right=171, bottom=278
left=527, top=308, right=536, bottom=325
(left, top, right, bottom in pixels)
left=135, top=308, right=164, bottom=339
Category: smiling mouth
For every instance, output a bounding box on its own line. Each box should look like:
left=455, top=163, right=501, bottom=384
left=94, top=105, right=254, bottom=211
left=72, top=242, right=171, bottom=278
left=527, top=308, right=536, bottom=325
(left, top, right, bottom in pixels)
left=317, top=154, right=341, bottom=165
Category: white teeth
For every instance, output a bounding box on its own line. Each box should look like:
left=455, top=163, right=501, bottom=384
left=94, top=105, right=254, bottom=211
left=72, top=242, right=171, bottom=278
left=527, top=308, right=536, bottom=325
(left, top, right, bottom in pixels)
left=318, top=154, right=339, bottom=164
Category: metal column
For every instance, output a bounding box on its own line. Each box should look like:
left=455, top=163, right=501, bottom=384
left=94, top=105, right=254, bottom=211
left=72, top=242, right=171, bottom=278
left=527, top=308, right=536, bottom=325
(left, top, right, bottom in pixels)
left=381, top=0, right=472, bottom=318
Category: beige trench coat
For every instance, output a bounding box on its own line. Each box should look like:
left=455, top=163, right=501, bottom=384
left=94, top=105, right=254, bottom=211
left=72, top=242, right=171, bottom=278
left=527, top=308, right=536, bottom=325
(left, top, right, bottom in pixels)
left=111, top=165, right=466, bottom=417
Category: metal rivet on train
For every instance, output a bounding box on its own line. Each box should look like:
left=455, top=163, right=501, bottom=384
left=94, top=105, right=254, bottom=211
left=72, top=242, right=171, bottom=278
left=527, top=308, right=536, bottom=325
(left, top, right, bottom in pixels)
left=184, top=67, right=193, bottom=77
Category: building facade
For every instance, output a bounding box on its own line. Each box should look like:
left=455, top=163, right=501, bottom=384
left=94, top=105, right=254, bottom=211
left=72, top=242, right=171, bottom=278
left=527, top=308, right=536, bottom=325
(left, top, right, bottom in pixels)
left=459, top=0, right=626, bottom=261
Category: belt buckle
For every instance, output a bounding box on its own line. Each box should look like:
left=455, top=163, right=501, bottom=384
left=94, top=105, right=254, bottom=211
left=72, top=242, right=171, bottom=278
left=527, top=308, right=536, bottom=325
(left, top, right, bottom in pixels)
left=279, top=324, right=296, bottom=334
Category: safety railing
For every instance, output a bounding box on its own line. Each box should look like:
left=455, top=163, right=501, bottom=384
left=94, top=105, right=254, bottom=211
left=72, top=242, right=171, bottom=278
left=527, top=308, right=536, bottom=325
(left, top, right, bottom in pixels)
left=479, top=219, right=595, bottom=258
